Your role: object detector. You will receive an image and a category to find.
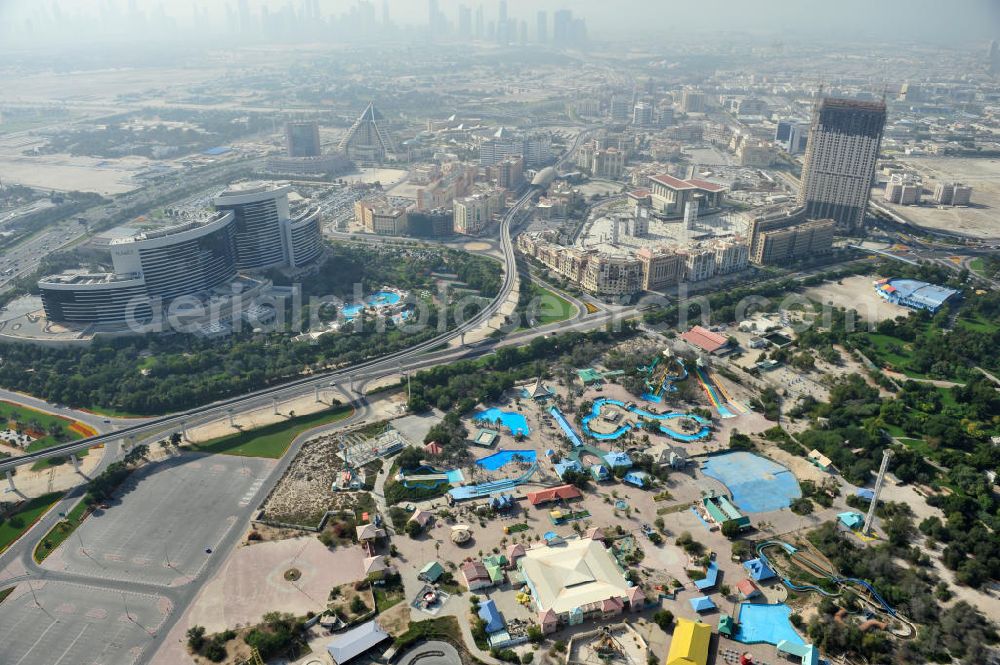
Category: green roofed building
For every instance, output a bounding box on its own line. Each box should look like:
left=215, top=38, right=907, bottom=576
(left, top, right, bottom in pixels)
left=576, top=368, right=604, bottom=384
left=703, top=494, right=750, bottom=530
left=419, top=561, right=445, bottom=582
left=483, top=554, right=508, bottom=584
left=718, top=614, right=736, bottom=638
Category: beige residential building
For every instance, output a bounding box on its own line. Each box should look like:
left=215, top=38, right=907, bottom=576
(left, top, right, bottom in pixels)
left=682, top=247, right=716, bottom=282
left=637, top=246, right=684, bottom=290
left=592, top=148, right=625, bottom=178
left=712, top=239, right=750, bottom=275
left=454, top=188, right=505, bottom=235
left=354, top=200, right=408, bottom=235
left=748, top=207, right=835, bottom=265
left=581, top=255, right=643, bottom=297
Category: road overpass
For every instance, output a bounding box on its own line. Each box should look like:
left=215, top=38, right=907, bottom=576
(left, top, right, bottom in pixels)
left=0, top=128, right=598, bottom=476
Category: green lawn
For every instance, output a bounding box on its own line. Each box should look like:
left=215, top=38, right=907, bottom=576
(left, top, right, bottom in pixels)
left=0, top=586, right=13, bottom=604
left=532, top=286, right=576, bottom=325
left=898, top=437, right=932, bottom=455
left=33, top=499, right=90, bottom=563
left=955, top=313, right=999, bottom=335
left=0, top=492, right=63, bottom=553
left=863, top=333, right=929, bottom=378
left=191, top=405, right=354, bottom=458
left=969, top=257, right=985, bottom=275
left=374, top=586, right=405, bottom=611
left=0, top=401, right=88, bottom=452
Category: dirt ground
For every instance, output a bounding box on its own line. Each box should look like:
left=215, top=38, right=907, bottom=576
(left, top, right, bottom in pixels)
left=260, top=433, right=352, bottom=527
left=802, top=274, right=907, bottom=324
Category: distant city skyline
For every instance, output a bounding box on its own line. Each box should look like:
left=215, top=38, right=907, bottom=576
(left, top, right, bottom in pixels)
left=1, top=0, right=998, bottom=47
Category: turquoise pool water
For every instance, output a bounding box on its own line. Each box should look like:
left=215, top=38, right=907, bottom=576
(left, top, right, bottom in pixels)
left=474, top=408, right=530, bottom=436
left=476, top=449, right=537, bottom=471
left=701, top=451, right=801, bottom=513
left=446, top=469, right=465, bottom=483
left=342, top=290, right=404, bottom=321
left=734, top=603, right=805, bottom=646
left=580, top=398, right=712, bottom=442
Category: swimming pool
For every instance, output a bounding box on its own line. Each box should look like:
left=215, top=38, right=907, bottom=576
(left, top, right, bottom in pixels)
left=474, top=408, right=530, bottom=436
left=341, top=290, right=404, bottom=321
left=733, top=603, right=805, bottom=647
left=580, top=398, right=712, bottom=443
left=701, top=451, right=801, bottom=513
left=476, top=449, right=537, bottom=472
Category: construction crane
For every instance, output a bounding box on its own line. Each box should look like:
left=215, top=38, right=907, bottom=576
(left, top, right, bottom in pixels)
left=863, top=449, right=894, bottom=535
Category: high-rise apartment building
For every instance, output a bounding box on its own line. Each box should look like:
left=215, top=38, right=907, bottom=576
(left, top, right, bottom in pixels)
left=933, top=182, right=972, bottom=206
left=536, top=11, right=547, bottom=43
left=797, top=97, right=886, bottom=231
left=632, top=102, right=654, bottom=127
left=637, top=247, right=684, bottom=291
left=285, top=121, right=321, bottom=158
left=681, top=90, right=706, bottom=113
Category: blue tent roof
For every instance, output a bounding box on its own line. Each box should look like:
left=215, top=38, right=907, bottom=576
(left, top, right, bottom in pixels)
left=743, top=558, right=776, bottom=582
left=855, top=488, right=875, bottom=500
left=604, top=451, right=633, bottom=468
left=838, top=511, right=865, bottom=530
left=553, top=460, right=582, bottom=478
left=689, top=596, right=716, bottom=612
left=478, top=599, right=505, bottom=633
left=694, top=561, right=719, bottom=590
left=623, top=470, right=651, bottom=487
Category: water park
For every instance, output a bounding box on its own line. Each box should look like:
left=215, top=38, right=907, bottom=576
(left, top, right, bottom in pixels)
left=580, top=398, right=712, bottom=443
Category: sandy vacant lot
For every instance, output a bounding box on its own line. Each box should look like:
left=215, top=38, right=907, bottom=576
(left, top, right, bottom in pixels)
left=879, top=156, right=1000, bottom=239
left=803, top=274, right=908, bottom=323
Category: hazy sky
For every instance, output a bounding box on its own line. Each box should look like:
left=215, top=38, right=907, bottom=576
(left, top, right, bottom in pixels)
left=1, top=0, right=997, bottom=45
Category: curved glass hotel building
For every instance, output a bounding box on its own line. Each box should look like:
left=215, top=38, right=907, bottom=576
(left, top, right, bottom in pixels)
left=38, top=182, right=323, bottom=328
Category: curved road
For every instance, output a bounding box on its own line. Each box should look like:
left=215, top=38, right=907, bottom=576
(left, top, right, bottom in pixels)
left=0, top=128, right=603, bottom=665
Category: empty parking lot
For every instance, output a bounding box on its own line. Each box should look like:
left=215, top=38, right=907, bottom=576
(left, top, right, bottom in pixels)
left=0, top=580, right=169, bottom=665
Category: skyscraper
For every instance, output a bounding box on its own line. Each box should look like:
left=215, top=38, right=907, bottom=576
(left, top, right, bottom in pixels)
left=797, top=97, right=886, bottom=232
left=536, top=10, right=547, bottom=43
left=285, top=121, right=321, bottom=158
left=458, top=4, right=472, bottom=38
left=552, top=9, right=571, bottom=46
left=989, top=40, right=1000, bottom=75
left=497, top=0, right=508, bottom=44
left=475, top=4, right=484, bottom=39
